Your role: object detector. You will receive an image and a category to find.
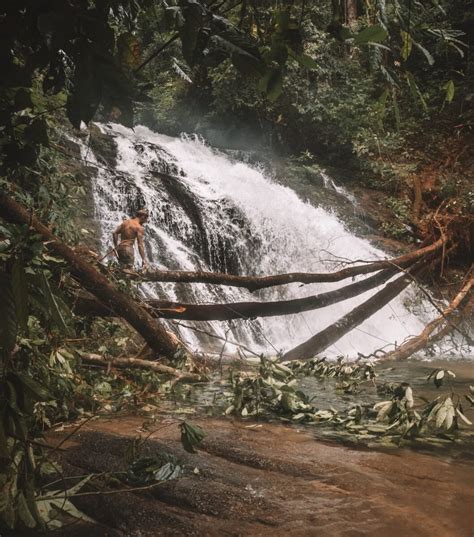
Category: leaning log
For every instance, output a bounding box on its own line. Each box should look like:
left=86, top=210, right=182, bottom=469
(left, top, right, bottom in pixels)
left=74, top=266, right=399, bottom=320
left=129, top=236, right=446, bottom=291
left=282, top=258, right=435, bottom=361
left=0, top=193, right=182, bottom=359
left=80, top=353, right=202, bottom=382
left=384, top=270, right=473, bottom=361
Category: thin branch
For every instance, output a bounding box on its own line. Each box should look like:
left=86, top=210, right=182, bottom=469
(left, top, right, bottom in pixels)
left=135, top=33, right=180, bottom=73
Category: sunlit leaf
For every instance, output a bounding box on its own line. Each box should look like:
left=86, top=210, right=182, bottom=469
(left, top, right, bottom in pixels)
left=443, top=80, right=455, bottom=103
left=401, top=31, right=412, bottom=61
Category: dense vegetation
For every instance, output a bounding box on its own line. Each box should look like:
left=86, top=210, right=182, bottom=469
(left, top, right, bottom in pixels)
left=0, top=0, right=472, bottom=531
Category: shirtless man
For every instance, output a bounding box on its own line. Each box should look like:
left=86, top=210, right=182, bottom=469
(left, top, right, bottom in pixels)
left=112, top=209, right=149, bottom=270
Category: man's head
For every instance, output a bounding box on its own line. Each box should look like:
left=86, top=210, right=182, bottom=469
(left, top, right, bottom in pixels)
left=135, top=209, right=149, bottom=224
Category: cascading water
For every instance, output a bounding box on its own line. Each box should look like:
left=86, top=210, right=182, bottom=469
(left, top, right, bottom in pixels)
left=77, top=122, right=444, bottom=359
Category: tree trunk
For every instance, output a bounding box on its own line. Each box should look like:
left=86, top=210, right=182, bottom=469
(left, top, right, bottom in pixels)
left=383, top=270, right=473, bottom=361
left=80, top=353, right=202, bottom=382
left=347, top=0, right=357, bottom=24
left=74, top=266, right=400, bottom=321
left=0, top=194, right=182, bottom=359
left=130, top=236, right=446, bottom=291
left=282, top=258, right=434, bottom=361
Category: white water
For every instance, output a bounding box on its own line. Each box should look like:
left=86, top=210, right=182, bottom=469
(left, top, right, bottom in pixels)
left=78, top=122, right=449, bottom=359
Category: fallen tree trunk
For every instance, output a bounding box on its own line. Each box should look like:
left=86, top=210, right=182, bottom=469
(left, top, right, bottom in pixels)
left=80, top=353, right=202, bottom=382
left=75, top=266, right=399, bottom=321
left=129, top=236, right=446, bottom=291
left=282, top=258, right=434, bottom=361
left=0, top=193, right=182, bottom=359
left=383, top=270, right=473, bottom=361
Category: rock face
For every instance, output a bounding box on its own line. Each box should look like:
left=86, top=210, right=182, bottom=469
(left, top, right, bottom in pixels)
left=48, top=414, right=474, bottom=537
left=89, top=123, right=118, bottom=168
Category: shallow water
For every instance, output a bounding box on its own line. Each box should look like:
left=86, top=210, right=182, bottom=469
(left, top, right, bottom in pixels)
left=166, top=358, right=474, bottom=456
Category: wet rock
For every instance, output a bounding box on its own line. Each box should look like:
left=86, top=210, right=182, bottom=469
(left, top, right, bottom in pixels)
left=89, top=124, right=118, bottom=168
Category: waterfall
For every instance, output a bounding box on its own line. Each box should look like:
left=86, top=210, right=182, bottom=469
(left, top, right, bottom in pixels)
left=76, top=122, right=450, bottom=359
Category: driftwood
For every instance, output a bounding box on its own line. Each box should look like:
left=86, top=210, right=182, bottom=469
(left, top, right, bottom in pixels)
left=80, top=353, right=202, bottom=382
left=384, top=270, right=473, bottom=361
left=75, top=267, right=399, bottom=320
left=0, top=194, right=182, bottom=359
left=128, top=236, right=446, bottom=291
left=282, top=258, right=435, bottom=361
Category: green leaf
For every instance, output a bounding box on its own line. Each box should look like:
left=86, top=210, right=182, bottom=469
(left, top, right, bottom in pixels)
left=406, top=72, right=428, bottom=113
left=12, top=258, right=29, bottom=332
left=401, top=31, right=412, bottom=61
left=40, top=273, right=69, bottom=334
left=443, top=80, right=455, bottom=103
left=16, top=373, right=51, bottom=402
left=413, top=40, right=435, bottom=66
left=265, top=69, right=283, bottom=102
left=180, top=421, right=206, bottom=453
left=288, top=49, right=318, bottom=70
left=353, top=25, right=388, bottom=46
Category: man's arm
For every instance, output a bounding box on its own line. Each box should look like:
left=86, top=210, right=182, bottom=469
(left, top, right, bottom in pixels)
left=137, top=227, right=148, bottom=268
left=112, top=223, right=122, bottom=247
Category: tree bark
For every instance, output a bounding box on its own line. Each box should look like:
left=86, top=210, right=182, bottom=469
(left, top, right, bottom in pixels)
left=0, top=193, right=182, bottom=359
left=129, top=236, right=446, bottom=291
left=80, top=353, right=202, bottom=382
left=383, top=270, right=473, bottom=361
left=75, top=266, right=400, bottom=321
left=282, top=258, right=434, bottom=361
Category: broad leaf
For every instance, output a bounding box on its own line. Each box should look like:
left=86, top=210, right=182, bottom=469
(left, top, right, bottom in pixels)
left=353, top=25, right=388, bottom=46
left=443, top=80, right=455, bottom=103
left=413, top=40, right=435, bottom=66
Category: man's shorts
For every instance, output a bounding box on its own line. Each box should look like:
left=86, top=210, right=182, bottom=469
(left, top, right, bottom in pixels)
left=117, top=243, right=135, bottom=268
